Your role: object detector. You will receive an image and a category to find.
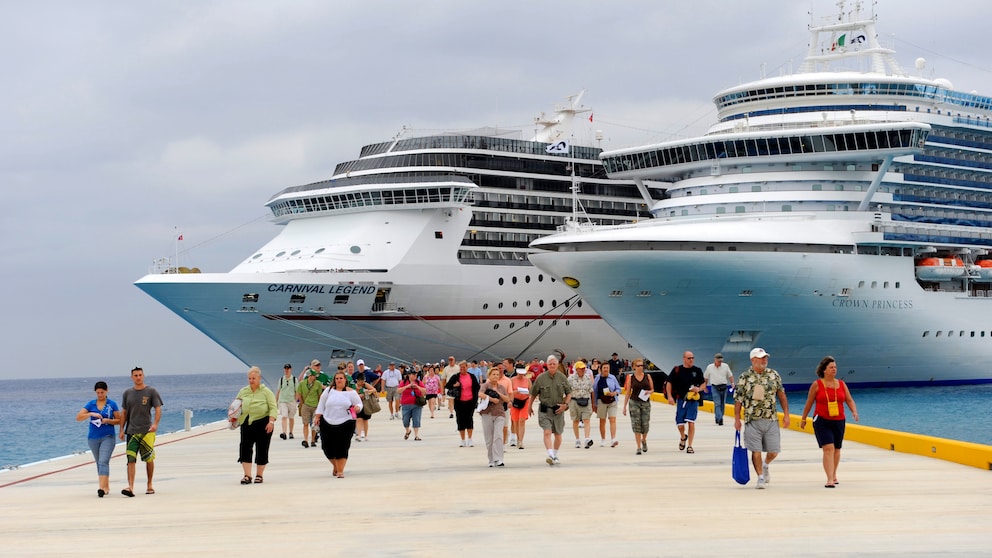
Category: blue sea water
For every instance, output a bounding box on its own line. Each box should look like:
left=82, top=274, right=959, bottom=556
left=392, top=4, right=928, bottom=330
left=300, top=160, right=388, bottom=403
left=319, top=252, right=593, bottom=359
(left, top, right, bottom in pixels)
left=0, top=373, right=989, bottom=469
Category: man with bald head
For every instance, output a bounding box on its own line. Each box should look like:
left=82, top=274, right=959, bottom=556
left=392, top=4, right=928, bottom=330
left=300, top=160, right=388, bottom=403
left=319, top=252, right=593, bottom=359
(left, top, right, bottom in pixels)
left=527, top=355, right=572, bottom=466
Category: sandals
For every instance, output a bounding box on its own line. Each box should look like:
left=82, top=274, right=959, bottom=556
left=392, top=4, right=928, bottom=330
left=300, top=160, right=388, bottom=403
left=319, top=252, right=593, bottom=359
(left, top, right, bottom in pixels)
left=414, top=437, right=422, bottom=441
left=679, top=435, right=688, bottom=451
left=240, top=476, right=252, bottom=485
left=686, top=446, right=695, bottom=454
left=404, top=431, right=410, bottom=440
left=254, top=476, right=263, bottom=484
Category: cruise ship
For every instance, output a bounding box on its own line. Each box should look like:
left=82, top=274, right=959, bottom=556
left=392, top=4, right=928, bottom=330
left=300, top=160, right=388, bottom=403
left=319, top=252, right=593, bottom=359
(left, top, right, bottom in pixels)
left=530, top=3, right=992, bottom=388
left=135, top=93, right=654, bottom=372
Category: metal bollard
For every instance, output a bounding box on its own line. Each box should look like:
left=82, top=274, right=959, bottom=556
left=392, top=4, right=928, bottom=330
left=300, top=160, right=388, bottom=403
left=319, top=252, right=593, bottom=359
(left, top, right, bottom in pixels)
left=183, top=409, right=193, bottom=431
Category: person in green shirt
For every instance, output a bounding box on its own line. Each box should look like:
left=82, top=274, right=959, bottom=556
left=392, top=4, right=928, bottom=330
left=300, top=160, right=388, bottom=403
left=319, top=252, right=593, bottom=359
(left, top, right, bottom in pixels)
left=233, top=366, right=277, bottom=484
left=296, top=369, right=325, bottom=448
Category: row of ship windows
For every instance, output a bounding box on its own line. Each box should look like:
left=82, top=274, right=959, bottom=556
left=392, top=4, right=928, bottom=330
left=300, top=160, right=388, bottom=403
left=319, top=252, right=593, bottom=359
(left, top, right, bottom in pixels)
left=602, top=128, right=925, bottom=174
left=714, top=82, right=992, bottom=112
left=334, top=152, right=600, bottom=179
left=667, top=204, right=851, bottom=217
left=358, top=135, right=603, bottom=161
left=493, top=319, right=571, bottom=331
left=923, top=330, right=992, bottom=338
left=605, top=283, right=901, bottom=298
left=268, top=186, right=473, bottom=218
left=481, top=299, right=582, bottom=310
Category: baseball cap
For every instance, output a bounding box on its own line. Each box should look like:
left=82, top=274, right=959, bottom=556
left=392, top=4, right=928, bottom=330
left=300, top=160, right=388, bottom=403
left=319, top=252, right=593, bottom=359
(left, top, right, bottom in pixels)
left=749, top=348, right=770, bottom=359
left=356, top=359, right=365, bottom=366
left=574, top=361, right=586, bottom=369
left=714, top=353, right=723, bottom=359
left=283, top=363, right=292, bottom=369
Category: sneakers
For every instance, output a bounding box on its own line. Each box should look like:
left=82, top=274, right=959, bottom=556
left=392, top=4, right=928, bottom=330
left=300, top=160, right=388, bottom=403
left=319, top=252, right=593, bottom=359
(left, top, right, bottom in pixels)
left=585, top=439, right=594, bottom=449
left=546, top=456, right=555, bottom=466
left=279, top=433, right=287, bottom=440
left=575, top=440, right=582, bottom=448
left=600, top=440, right=606, bottom=447
left=509, top=435, right=517, bottom=447
left=301, top=441, right=309, bottom=448
left=495, top=461, right=505, bottom=467
left=611, top=440, right=619, bottom=448
left=642, top=441, right=648, bottom=453
left=460, top=440, right=467, bottom=447
left=636, top=448, right=642, bottom=455
left=288, top=433, right=294, bottom=439
left=763, top=461, right=771, bottom=483
left=756, top=476, right=767, bottom=489
left=489, top=462, right=494, bottom=468
left=449, top=413, right=454, bottom=419
left=552, top=457, right=561, bottom=465
left=467, top=439, right=474, bottom=447
left=360, top=434, right=367, bottom=442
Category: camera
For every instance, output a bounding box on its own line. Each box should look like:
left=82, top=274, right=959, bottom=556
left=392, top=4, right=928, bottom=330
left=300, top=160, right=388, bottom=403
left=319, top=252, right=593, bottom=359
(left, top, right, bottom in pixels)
left=484, top=388, right=501, bottom=399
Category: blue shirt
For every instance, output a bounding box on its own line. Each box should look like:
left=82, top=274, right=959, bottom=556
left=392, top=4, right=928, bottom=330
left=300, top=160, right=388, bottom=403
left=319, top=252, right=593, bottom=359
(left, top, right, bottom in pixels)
left=468, top=366, right=484, bottom=381
left=593, top=374, right=622, bottom=403
left=84, top=399, right=120, bottom=439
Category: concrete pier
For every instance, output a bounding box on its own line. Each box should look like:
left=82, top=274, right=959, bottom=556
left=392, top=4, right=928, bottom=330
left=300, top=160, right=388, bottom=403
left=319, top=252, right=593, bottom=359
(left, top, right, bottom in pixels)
left=2, top=401, right=990, bottom=556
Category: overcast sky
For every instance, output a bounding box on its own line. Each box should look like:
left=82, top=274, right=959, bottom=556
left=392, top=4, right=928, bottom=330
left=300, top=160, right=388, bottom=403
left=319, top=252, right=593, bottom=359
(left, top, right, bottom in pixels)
left=3, top=1, right=991, bottom=380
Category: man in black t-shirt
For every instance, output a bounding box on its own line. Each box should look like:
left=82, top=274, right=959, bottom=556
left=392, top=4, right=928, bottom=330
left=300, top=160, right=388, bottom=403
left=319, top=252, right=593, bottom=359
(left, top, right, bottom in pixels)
left=607, top=353, right=624, bottom=382
left=665, top=351, right=706, bottom=454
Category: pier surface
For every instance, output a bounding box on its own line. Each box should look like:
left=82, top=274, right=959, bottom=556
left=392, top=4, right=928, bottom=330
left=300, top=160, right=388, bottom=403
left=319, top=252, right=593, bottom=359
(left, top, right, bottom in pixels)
left=2, top=401, right=989, bottom=556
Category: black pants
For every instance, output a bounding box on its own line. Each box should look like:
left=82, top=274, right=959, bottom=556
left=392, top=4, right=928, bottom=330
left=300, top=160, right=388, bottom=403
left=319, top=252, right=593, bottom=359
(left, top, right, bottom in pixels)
left=454, top=399, right=475, bottom=431
left=239, top=418, right=273, bottom=465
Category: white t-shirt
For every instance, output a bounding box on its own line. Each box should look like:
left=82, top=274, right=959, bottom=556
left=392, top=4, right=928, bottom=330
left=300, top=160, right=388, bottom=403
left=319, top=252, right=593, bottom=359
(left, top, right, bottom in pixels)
left=382, top=368, right=402, bottom=388
left=703, top=363, right=734, bottom=386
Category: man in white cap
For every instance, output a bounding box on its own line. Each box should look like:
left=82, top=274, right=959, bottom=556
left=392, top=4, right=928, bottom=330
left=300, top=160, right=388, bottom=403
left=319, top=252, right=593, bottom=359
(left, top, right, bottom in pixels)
left=382, top=362, right=403, bottom=419
left=528, top=355, right=572, bottom=466
left=734, top=348, right=790, bottom=489
left=704, top=353, right=735, bottom=425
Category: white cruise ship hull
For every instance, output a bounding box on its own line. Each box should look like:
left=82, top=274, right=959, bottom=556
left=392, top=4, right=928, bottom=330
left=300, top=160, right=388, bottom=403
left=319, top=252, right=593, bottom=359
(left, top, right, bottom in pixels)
left=531, top=216, right=992, bottom=388
left=135, top=265, right=632, bottom=373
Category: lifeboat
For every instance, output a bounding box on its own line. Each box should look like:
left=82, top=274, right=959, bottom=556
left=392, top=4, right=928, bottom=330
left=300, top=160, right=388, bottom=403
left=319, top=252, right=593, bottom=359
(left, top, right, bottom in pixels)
left=915, top=257, right=965, bottom=281
left=976, top=260, right=992, bottom=281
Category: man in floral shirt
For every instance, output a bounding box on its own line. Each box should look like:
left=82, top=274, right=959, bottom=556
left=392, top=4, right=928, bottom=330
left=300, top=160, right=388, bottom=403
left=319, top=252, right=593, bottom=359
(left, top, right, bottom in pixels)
left=734, top=348, right=790, bottom=489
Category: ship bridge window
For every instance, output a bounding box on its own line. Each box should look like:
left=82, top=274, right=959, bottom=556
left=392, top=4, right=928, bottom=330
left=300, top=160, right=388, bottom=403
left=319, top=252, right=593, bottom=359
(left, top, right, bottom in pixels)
left=290, top=294, right=306, bottom=304
left=782, top=205, right=792, bottom=212
left=609, top=291, right=623, bottom=297
left=334, top=295, right=349, bottom=304
left=243, top=293, right=259, bottom=303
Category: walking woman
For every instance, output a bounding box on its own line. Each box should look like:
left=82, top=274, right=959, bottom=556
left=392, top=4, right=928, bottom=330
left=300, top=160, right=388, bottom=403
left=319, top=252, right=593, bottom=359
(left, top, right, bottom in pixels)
left=424, top=365, right=441, bottom=419
left=314, top=371, right=363, bottom=478
left=445, top=360, right=480, bottom=446
left=76, top=381, right=122, bottom=497
left=354, top=375, right=377, bottom=442
left=479, top=367, right=510, bottom=466
left=233, top=366, right=277, bottom=484
left=800, top=356, right=859, bottom=488
left=509, top=366, right=532, bottom=449
left=622, top=359, right=654, bottom=455
left=399, top=368, right=426, bottom=440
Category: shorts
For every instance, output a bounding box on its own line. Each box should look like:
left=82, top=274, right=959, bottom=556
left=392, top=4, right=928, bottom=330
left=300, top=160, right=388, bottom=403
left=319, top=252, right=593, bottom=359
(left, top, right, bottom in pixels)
left=569, top=400, right=592, bottom=421
left=385, top=386, right=400, bottom=402
left=812, top=416, right=846, bottom=449
left=595, top=401, right=618, bottom=419
left=537, top=409, right=565, bottom=435
left=126, top=432, right=156, bottom=463
left=674, top=399, right=699, bottom=425
left=278, top=401, right=297, bottom=418
left=510, top=403, right=530, bottom=422
left=426, top=394, right=438, bottom=400
left=743, top=418, right=781, bottom=453
left=300, top=403, right=316, bottom=425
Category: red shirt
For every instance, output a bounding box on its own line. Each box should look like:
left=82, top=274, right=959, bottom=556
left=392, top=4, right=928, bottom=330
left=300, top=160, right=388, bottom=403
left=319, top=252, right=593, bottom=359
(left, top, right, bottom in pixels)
left=399, top=380, right=424, bottom=405
left=813, top=379, right=847, bottom=420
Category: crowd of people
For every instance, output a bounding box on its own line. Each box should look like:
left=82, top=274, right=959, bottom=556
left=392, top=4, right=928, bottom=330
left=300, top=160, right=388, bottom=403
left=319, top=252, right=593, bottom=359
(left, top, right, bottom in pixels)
left=78, top=348, right=858, bottom=494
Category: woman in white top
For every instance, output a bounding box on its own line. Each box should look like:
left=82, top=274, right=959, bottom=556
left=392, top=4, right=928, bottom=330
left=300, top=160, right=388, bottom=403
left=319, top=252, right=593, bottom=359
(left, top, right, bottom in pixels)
left=314, top=371, right=363, bottom=478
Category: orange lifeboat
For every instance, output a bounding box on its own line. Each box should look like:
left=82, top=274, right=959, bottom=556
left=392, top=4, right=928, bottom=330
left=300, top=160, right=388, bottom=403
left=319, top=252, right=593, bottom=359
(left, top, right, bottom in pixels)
left=915, top=257, right=965, bottom=281
left=976, top=259, right=992, bottom=281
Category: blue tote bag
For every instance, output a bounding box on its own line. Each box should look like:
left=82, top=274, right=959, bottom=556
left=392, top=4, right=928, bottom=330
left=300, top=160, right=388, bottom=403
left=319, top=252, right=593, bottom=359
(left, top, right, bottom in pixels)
left=732, top=431, right=750, bottom=485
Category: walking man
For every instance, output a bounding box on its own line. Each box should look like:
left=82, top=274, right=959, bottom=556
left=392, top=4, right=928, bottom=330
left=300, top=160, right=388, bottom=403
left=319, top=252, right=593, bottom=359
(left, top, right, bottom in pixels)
left=734, top=348, right=790, bottom=489
left=119, top=367, right=163, bottom=497
left=666, top=351, right=706, bottom=454
left=275, top=364, right=298, bottom=440
left=704, top=353, right=734, bottom=425
left=528, top=355, right=572, bottom=466
left=296, top=367, right=324, bottom=448
left=592, top=360, right=622, bottom=447
left=382, top=362, right=403, bottom=419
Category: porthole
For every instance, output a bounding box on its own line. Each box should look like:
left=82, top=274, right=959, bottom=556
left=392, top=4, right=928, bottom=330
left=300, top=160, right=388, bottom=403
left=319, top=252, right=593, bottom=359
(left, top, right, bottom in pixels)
left=350, top=246, right=361, bottom=254
left=577, top=300, right=583, bottom=308
left=483, top=303, right=489, bottom=310
left=538, top=274, right=544, bottom=282
left=565, top=319, right=570, bottom=326
left=525, top=275, right=531, bottom=283
left=552, top=300, right=557, bottom=307
left=510, top=322, right=515, bottom=328
left=493, top=324, right=499, bottom=330
left=512, top=301, right=518, bottom=308
left=276, top=251, right=286, bottom=257
left=252, top=253, right=263, bottom=259
left=498, top=302, right=503, bottom=309
left=315, top=248, right=326, bottom=254
left=512, top=276, right=518, bottom=285
left=291, top=250, right=301, bottom=256
left=539, top=300, right=545, bottom=307
left=539, top=320, right=545, bottom=326
left=526, top=300, right=531, bottom=307
left=499, top=278, right=504, bottom=286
